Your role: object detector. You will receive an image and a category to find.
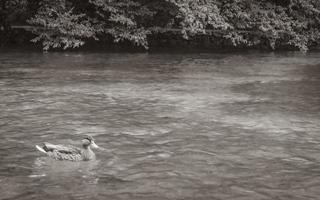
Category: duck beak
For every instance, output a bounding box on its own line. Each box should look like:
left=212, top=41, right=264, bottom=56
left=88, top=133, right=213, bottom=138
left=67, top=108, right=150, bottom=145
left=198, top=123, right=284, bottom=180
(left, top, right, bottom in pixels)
left=91, top=141, right=99, bottom=149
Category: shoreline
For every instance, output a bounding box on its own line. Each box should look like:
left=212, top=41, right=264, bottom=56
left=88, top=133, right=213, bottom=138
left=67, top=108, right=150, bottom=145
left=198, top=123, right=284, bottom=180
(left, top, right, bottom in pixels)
left=1, top=27, right=319, bottom=53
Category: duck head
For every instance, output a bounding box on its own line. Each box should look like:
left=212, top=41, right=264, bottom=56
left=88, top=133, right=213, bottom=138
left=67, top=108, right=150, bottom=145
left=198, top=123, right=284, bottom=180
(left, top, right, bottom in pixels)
left=82, top=135, right=99, bottom=149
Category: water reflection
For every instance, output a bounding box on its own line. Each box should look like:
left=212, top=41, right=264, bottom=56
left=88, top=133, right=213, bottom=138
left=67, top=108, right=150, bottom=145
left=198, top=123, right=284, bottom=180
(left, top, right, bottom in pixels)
left=0, top=51, right=320, bottom=200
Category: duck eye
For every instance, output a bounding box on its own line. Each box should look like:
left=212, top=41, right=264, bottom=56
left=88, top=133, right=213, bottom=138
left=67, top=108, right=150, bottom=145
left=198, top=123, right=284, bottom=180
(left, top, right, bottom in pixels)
left=84, top=135, right=94, bottom=142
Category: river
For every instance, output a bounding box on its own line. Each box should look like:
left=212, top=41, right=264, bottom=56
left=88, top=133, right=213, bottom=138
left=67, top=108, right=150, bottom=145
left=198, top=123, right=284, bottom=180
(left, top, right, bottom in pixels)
left=0, top=51, right=320, bottom=200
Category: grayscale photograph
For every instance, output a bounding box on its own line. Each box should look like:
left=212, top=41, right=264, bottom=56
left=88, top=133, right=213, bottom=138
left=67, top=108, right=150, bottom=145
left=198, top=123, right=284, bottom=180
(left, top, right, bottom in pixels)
left=0, top=0, right=320, bottom=200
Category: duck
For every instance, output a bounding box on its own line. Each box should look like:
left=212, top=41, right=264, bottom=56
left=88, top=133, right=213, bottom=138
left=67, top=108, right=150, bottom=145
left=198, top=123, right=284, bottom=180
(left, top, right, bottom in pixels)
left=35, top=135, right=99, bottom=161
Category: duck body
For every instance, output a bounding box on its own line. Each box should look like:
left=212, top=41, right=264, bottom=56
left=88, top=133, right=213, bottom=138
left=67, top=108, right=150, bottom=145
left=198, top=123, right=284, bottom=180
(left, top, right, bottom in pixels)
left=36, top=136, right=99, bottom=161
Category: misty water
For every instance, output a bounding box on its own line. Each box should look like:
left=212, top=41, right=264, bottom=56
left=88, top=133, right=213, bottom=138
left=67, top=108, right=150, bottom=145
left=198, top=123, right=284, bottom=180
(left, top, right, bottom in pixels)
left=0, top=51, right=320, bottom=200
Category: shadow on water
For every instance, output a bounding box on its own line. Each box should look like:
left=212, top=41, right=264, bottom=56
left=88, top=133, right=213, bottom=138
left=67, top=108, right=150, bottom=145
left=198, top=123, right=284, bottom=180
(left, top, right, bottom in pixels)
left=0, top=51, right=320, bottom=200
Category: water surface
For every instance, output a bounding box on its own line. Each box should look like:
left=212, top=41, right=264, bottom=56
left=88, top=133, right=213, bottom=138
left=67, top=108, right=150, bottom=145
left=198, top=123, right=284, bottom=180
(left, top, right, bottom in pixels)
left=0, top=51, right=320, bottom=200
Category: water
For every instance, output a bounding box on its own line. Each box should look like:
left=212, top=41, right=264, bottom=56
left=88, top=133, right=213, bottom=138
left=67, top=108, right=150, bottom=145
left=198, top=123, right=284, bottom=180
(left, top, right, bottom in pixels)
left=0, top=51, right=320, bottom=200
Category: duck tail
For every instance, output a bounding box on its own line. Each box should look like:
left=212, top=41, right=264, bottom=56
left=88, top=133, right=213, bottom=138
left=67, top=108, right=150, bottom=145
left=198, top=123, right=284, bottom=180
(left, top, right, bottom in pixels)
left=36, top=145, right=47, bottom=154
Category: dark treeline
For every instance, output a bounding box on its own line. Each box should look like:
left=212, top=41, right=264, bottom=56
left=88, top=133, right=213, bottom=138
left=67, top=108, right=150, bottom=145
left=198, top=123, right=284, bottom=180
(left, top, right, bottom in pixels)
left=0, top=0, right=320, bottom=51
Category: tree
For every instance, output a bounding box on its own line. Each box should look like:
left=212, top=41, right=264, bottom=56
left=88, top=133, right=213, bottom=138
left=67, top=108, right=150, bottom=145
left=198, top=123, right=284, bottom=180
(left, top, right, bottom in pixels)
left=2, top=0, right=319, bottom=51
left=28, top=0, right=156, bottom=50
left=167, top=0, right=230, bottom=38
left=27, top=0, right=96, bottom=50
left=89, top=0, right=155, bottom=48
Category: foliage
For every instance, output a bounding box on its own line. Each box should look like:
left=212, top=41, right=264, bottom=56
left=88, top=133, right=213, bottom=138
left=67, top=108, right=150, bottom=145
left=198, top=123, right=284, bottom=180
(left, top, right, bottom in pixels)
left=1, top=0, right=320, bottom=51
left=167, top=0, right=230, bottom=39
left=27, top=0, right=96, bottom=50
left=89, top=0, right=155, bottom=48
left=218, top=0, right=320, bottom=51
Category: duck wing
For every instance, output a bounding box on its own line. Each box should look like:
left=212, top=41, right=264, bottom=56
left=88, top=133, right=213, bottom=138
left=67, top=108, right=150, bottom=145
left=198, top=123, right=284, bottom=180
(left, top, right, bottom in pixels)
left=42, top=142, right=81, bottom=154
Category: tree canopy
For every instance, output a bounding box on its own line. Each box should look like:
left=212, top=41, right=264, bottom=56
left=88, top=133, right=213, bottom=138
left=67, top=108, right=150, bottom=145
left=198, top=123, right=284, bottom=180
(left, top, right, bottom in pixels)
left=1, top=0, right=320, bottom=51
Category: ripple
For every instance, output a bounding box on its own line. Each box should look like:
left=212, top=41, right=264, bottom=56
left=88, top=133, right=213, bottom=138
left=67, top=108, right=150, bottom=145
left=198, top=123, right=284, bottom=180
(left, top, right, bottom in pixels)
left=1, top=52, right=320, bottom=200
left=28, top=174, right=46, bottom=178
